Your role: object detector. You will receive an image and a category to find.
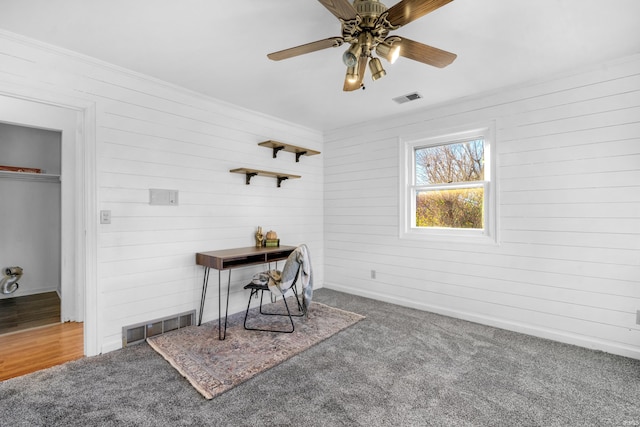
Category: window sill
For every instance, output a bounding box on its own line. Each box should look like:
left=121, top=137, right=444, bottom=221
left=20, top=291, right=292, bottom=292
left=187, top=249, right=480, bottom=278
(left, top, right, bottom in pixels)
left=400, top=227, right=498, bottom=246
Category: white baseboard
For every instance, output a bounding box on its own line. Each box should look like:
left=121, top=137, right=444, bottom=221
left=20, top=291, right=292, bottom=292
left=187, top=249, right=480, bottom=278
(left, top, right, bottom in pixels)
left=324, top=282, right=640, bottom=361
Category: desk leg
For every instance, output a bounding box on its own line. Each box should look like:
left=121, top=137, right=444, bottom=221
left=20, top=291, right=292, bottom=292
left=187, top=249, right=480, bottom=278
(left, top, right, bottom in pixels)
left=199, top=267, right=231, bottom=340
left=219, top=269, right=232, bottom=340
left=198, top=267, right=210, bottom=326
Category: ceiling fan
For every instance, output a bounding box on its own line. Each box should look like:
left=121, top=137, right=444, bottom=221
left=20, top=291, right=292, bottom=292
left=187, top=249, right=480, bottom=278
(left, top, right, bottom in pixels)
left=267, top=0, right=457, bottom=91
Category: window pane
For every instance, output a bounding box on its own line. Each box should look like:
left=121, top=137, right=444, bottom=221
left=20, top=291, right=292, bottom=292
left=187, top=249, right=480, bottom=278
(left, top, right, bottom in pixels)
left=415, top=139, right=484, bottom=185
left=416, top=187, right=484, bottom=229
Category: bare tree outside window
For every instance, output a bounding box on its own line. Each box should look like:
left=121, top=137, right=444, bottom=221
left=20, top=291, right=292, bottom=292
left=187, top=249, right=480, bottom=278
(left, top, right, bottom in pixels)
left=414, top=140, right=485, bottom=228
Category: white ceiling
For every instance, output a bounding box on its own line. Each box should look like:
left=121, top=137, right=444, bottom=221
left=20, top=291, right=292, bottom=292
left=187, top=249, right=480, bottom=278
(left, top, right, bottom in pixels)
left=0, top=0, right=639, bottom=132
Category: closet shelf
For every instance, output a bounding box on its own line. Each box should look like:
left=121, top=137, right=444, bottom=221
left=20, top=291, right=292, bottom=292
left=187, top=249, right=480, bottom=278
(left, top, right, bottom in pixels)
left=230, top=168, right=301, bottom=187
left=258, top=140, right=320, bottom=162
left=0, top=170, right=60, bottom=183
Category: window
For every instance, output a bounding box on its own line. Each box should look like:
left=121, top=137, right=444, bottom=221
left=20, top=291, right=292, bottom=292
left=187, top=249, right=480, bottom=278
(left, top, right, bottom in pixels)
left=399, top=123, right=497, bottom=243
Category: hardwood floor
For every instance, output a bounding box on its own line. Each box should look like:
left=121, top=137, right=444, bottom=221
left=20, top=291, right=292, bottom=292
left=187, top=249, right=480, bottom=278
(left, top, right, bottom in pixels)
left=0, top=322, right=84, bottom=381
left=0, top=291, right=61, bottom=334
left=0, top=293, right=84, bottom=381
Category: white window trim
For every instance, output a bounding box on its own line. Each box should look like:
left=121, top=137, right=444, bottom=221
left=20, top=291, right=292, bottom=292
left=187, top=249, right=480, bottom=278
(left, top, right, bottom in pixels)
left=399, top=122, right=498, bottom=245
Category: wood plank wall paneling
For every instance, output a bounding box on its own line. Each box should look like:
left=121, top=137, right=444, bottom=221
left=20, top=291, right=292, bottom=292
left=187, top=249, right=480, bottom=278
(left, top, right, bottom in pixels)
left=0, top=33, right=323, bottom=353
left=324, top=56, right=640, bottom=359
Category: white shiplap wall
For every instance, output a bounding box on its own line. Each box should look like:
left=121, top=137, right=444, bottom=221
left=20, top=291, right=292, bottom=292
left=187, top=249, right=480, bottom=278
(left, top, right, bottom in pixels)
left=0, top=31, right=323, bottom=353
left=324, top=54, right=640, bottom=359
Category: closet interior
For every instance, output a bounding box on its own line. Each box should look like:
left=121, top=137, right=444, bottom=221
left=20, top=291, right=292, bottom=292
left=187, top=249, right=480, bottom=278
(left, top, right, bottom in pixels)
left=0, top=122, right=61, bottom=335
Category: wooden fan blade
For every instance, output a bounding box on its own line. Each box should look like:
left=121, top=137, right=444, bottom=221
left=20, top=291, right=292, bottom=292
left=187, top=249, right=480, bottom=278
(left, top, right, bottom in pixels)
left=397, top=37, right=457, bottom=68
left=343, top=57, right=368, bottom=91
left=318, top=0, right=358, bottom=20
left=267, top=37, right=344, bottom=61
left=386, top=0, right=454, bottom=27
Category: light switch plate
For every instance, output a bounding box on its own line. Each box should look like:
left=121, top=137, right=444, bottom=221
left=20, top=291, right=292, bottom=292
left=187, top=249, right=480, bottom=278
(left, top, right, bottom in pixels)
left=100, top=210, right=111, bottom=224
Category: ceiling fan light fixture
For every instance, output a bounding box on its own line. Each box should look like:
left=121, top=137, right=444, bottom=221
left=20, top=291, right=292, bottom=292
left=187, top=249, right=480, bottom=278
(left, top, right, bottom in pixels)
left=376, top=42, right=400, bottom=64
left=342, top=43, right=362, bottom=67
left=345, top=65, right=359, bottom=83
left=369, top=57, right=386, bottom=81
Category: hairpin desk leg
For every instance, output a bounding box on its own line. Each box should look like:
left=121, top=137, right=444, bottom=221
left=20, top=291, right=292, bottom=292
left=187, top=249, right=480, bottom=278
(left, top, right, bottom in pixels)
left=198, top=267, right=210, bottom=326
left=219, top=270, right=232, bottom=340
left=198, top=267, right=230, bottom=340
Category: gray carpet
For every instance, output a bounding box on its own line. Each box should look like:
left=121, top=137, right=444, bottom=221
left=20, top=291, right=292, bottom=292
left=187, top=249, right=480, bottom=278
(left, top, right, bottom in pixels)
left=1, top=289, right=639, bottom=426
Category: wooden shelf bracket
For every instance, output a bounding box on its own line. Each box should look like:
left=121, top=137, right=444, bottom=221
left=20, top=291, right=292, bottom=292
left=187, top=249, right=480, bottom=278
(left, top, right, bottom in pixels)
left=271, top=146, right=285, bottom=158
left=245, top=172, right=258, bottom=185
left=277, top=176, right=289, bottom=187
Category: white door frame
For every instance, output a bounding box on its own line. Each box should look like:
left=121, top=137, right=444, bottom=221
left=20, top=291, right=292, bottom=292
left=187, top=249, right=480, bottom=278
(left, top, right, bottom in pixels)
left=0, top=92, right=99, bottom=356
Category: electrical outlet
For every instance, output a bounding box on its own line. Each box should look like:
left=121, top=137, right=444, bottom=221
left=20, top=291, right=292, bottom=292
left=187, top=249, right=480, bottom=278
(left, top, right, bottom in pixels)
left=636, top=310, right=640, bottom=325
left=371, top=270, right=376, bottom=279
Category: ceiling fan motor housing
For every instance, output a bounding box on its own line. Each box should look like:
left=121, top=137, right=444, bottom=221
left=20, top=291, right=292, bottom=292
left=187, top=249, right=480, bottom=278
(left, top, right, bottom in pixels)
left=353, top=0, right=387, bottom=18
left=354, top=0, right=387, bottom=29
left=344, top=0, right=390, bottom=48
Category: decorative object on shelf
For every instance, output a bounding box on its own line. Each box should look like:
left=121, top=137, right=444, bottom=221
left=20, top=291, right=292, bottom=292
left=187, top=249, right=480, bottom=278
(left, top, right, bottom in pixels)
left=0, top=165, right=41, bottom=173
left=265, top=230, right=277, bottom=240
left=230, top=168, right=301, bottom=187
left=265, top=230, right=279, bottom=247
left=258, top=140, right=321, bottom=163
left=255, top=226, right=264, bottom=247
left=265, top=239, right=280, bottom=247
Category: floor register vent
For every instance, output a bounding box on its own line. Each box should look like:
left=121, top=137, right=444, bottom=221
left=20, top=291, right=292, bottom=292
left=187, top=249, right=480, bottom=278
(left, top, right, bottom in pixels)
left=122, top=310, right=195, bottom=347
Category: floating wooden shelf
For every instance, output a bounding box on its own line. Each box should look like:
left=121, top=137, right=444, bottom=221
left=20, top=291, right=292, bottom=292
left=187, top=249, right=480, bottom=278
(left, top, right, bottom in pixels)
left=230, top=168, right=301, bottom=187
left=258, top=140, right=321, bottom=162
left=0, top=170, right=60, bottom=183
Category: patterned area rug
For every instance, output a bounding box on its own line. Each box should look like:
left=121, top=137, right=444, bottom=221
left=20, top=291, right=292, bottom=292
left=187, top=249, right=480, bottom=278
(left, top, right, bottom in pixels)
left=147, top=299, right=365, bottom=399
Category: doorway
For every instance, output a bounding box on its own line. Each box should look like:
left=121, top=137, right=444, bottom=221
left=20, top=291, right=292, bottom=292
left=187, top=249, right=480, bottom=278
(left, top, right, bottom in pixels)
left=0, top=93, right=96, bottom=356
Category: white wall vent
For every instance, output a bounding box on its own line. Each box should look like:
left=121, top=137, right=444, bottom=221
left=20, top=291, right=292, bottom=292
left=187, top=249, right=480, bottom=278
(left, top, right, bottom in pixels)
left=393, top=92, right=423, bottom=104
left=122, top=310, right=195, bottom=347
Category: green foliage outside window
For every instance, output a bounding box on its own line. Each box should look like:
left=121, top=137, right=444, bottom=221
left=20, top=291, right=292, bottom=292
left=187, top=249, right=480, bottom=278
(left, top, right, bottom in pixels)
left=416, top=188, right=483, bottom=228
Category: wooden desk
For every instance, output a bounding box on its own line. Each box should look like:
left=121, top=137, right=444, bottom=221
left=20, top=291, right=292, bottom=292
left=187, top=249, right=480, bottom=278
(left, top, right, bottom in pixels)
left=195, top=245, right=296, bottom=339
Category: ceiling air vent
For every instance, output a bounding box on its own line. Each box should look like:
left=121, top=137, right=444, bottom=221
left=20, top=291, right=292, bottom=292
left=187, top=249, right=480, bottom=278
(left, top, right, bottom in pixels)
left=393, top=92, right=423, bottom=104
